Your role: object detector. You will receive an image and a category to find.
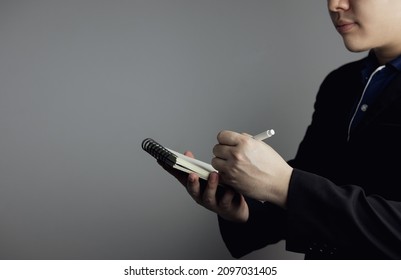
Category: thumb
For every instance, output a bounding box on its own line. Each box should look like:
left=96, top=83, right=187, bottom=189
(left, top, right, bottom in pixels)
left=184, top=150, right=195, bottom=158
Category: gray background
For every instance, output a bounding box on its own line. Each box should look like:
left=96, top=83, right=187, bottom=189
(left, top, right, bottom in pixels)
left=0, top=0, right=364, bottom=259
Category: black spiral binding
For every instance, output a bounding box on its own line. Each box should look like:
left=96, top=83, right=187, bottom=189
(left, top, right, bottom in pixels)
left=141, top=138, right=177, bottom=167
left=142, top=137, right=232, bottom=200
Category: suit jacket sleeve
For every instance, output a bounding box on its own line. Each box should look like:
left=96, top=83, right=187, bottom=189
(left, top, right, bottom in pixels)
left=286, top=169, right=401, bottom=259
left=218, top=198, right=286, bottom=258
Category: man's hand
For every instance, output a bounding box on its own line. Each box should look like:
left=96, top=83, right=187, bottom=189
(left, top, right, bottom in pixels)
left=160, top=150, right=249, bottom=222
left=212, top=130, right=293, bottom=208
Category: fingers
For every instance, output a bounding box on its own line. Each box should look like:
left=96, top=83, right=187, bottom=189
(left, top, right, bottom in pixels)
left=212, top=134, right=247, bottom=172
left=210, top=157, right=227, bottom=174
left=217, top=130, right=242, bottom=146
left=212, top=131, right=241, bottom=171
left=186, top=172, right=227, bottom=211
left=201, top=172, right=220, bottom=208
left=187, top=172, right=219, bottom=206
left=214, top=130, right=252, bottom=161
left=183, top=150, right=195, bottom=158
left=186, top=173, right=202, bottom=202
left=185, top=171, right=248, bottom=222
left=212, top=143, right=230, bottom=159
left=217, top=188, right=235, bottom=210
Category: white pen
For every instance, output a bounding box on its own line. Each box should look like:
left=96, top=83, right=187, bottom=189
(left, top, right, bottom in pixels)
left=253, top=129, right=275, bottom=141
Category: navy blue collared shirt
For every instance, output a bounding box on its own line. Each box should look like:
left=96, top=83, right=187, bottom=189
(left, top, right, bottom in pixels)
left=348, top=52, right=401, bottom=134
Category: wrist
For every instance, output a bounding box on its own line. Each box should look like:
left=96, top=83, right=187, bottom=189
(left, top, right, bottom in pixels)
left=267, top=166, right=293, bottom=209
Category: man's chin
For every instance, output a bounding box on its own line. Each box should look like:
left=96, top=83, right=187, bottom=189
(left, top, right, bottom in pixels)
left=342, top=40, right=370, bottom=53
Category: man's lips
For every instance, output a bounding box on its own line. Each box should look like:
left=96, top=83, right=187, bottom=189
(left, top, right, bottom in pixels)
left=335, top=21, right=357, bottom=34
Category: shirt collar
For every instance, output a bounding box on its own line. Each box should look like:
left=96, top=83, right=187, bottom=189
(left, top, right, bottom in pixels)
left=365, top=50, right=401, bottom=72
left=388, top=54, right=401, bottom=72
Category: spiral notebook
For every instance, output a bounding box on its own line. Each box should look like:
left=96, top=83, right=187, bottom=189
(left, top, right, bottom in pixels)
left=141, top=138, right=216, bottom=180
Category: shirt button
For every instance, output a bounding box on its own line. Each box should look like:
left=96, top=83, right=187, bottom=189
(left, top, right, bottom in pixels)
left=360, top=104, right=368, bottom=112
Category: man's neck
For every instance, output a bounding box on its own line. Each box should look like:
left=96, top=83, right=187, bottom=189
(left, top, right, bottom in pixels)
left=373, top=47, right=401, bottom=65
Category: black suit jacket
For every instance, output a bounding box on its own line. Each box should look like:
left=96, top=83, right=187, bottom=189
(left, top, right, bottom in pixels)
left=218, top=56, right=401, bottom=259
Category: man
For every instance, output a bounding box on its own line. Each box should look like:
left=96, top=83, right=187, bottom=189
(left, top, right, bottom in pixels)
left=164, top=0, right=401, bottom=259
